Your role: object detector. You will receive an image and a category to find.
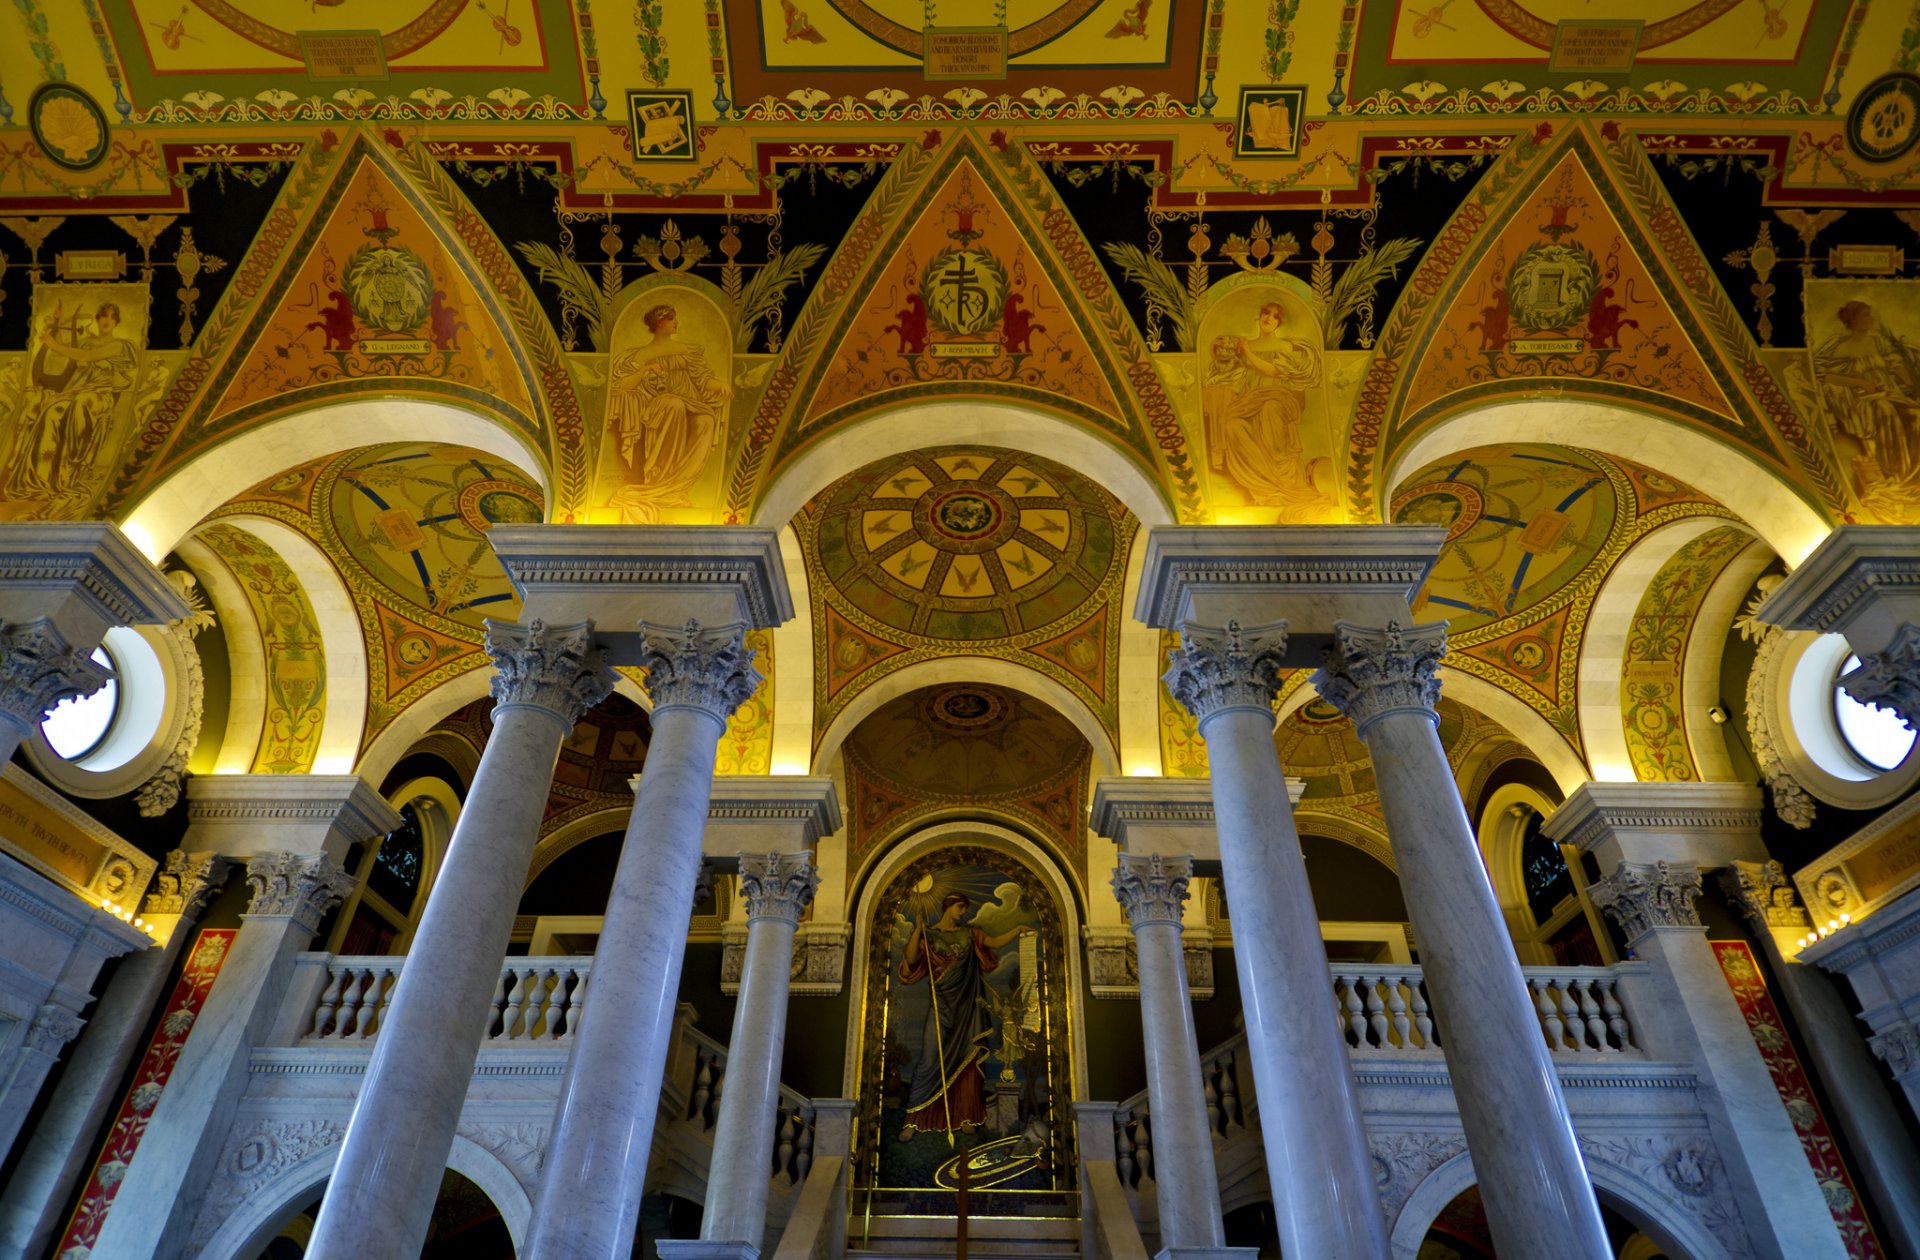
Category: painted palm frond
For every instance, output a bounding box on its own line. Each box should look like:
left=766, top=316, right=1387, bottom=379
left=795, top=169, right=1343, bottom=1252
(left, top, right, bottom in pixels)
left=514, top=241, right=608, bottom=351
left=733, top=243, right=828, bottom=352
left=1324, top=237, right=1422, bottom=349
left=1100, top=241, right=1194, bottom=351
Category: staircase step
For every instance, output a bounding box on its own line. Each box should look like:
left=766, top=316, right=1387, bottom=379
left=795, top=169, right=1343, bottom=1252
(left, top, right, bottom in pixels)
left=850, top=1212, right=1081, bottom=1258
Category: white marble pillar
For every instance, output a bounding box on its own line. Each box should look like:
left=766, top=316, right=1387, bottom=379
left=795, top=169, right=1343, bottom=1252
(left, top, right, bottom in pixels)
left=1723, top=860, right=1920, bottom=1260
left=0, top=523, right=187, bottom=767
left=91, top=849, right=360, bottom=1260
left=305, top=620, right=614, bottom=1260
left=1161, top=624, right=1390, bottom=1260
left=681, top=851, right=820, bottom=1258
left=0, top=850, right=229, bottom=1260
left=1758, top=525, right=1920, bottom=727
left=1111, top=852, right=1241, bottom=1260
left=524, top=620, right=764, bottom=1260
left=1315, top=620, right=1610, bottom=1260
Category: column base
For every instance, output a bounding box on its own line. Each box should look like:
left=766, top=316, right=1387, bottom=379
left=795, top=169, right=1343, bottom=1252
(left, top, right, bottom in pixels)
left=1157, top=1248, right=1260, bottom=1260
left=657, top=1240, right=759, bottom=1260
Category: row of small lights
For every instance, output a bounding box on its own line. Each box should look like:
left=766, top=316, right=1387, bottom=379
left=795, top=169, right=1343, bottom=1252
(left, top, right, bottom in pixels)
left=1797, top=914, right=1850, bottom=951
left=100, top=899, right=156, bottom=937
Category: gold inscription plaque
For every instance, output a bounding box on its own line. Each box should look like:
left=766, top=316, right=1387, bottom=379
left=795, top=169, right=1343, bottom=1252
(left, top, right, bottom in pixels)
left=1549, top=21, right=1642, bottom=74
left=299, top=30, right=389, bottom=81
left=0, top=776, right=108, bottom=889
left=924, top=27, right=1008, bottom=81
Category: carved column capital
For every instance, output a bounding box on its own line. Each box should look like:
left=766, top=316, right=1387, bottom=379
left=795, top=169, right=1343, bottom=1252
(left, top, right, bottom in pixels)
left=243, top=852, right=354, bottom=935
left=24, top=1002, right=85, bottom=1056
left=143, top=849, right=231, bottom=920
left=0, top=616, right=112, bottom=736
left=1869, top=1022, right=1920, bottom=1078
left=1111, top=853, right=1194, bottom=929
left=1589, top=860, right=1704, bottom=942
left=1311, top=619, right=1446, bottom=737
left=738, top=851, right=820, bottom=925
left=639, top=619, right=762, bottom=724
left=1161, top=619, right=1288, bottom=725
left=1720, top=859, right=1811, bottom=933
left=485, top=618, right=618, bottom=728
left=1839, top=623, right=1920, bottom=730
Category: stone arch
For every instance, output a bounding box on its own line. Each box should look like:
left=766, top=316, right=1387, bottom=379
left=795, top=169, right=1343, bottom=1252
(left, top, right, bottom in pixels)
left=839, top=818, right=1090, bottom=1108
left=750, top=401, right=1175, bottom=533
left=525, top=805, right=635, bottom=887
left=122, top=400, right=553, bottom=560
left=1383, top=399, right=1828, bottom=566
left=1387, top=1147, right=1734, bottom=1260
left=194, top=1132, right=532, bottom=1260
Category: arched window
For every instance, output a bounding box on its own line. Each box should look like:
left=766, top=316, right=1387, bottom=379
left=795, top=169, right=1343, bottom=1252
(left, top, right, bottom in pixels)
left=367, top=804, right=425, bottom=916
left=1520, top=809, right=1572, bottom=927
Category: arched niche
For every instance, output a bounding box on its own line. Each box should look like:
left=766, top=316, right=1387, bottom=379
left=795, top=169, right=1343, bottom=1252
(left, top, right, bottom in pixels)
left=1384, top=399, right=1828, bottom=566
left=121, top=400, right=552, bottom=561
left=752, top=401, right=1174, bottom=533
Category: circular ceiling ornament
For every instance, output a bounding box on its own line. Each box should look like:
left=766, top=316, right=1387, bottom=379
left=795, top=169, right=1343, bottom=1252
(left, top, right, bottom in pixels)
left=1847, top=73, right=1920, bottom=164
left=821, top=0, right=1102, bottom=58
left=922, top=685, right=1010, bottom=732
left=1389, top=481, right=1485, bottom=543
left=29, top=82, right=109, bottom=172
left=1506, top=241, right=1599, bottom=334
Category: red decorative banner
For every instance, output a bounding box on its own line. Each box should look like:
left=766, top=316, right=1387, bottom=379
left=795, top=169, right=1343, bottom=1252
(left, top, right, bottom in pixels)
left=1712, top=940, right=1884, bottom=1259
left=57, top=927, right=237, bottom=1254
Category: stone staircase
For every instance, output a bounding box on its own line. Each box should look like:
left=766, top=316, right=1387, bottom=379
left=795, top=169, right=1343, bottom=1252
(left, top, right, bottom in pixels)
left=847, top=1211, right=1081, bottom=1258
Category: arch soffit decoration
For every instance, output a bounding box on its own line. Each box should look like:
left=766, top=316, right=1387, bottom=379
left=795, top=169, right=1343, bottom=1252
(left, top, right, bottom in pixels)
left=840, top=818, right=1089, bottom=1100
left=195, top=1132, right=532, bottom=1260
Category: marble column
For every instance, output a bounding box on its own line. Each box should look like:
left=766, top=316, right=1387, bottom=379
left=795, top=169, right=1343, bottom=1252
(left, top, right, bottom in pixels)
left=305, top=620, right=614, bottom=1260
left=0, top=850, right=229, bottom=1260
left=1800, top=887, right=1920, bottom=1137
left=0, top=523, right=187, bottom=767
left=1160, top=623, right=1390, bottom=1260
left=1723, top=860, right=1920, bottom=1260
left=679, top=851, right=820, bottom=1259
left=1758, top=525, right=1920, bottom=727
left=1111, top=852, right=1242, bottom=1260
left=1315, top=620, right=1610, bottom=1260
left=524, top=620, right=765, bottom=1260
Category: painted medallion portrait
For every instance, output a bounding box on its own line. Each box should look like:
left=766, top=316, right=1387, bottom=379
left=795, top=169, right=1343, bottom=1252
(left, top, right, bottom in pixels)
left=592, top=286, right=734, bottom=524
left=1194, top=283, right=1340, bottom=524
left=861, top=845, right=1070, bottom=1207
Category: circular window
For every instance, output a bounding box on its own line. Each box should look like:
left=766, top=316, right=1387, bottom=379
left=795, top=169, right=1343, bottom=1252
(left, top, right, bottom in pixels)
left=1834, top=654, right=1917, bottom=772
left=40, top=647, right=118, bottom=760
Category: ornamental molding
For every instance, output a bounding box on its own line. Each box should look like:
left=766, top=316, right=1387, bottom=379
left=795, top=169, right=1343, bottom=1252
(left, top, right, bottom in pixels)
left=134, top=616, right=206, bottom=818
left=1719, top=860, right=1810, bottom=932
left=1312, top=619, right=1445, bottom=736
left=1757, top=526, right=1920, bottom=635
left=0, top=616, right=112, bottom=733
left=639, top=619, right=762, bottom=722
left=1590, top=861, right=1705, bottom=941
left=1133, top=526, right=1442, bottom=629
left=1084, top=925, right=1215, bottom=999
left=723, top=921, right=850, bottom=995
left=143, top=849, right=231, bottom=920
left=1578, top=1134, right=1755, bottom=1260
left=704, top=777, right=842, bottom=842
left=738, top=851, right=820, bottom=924
left=488, top=525, right=792, bottom=628
left=1370, top=1131, right=1469, bottom=1218
left=460, top=1121, right=549, bottom=1188
left=1088, top=777, right=1215, bottom=844
left=192, top=1118, right=344, bottom=1254
left=23, top=1002, right=85, bottom=1056
left=0, top=764, right=159, bottom=917
left=0, top=523, right=190, bottom=627
left=1162, top=619, right=1288, bottom=723
left=242, top=852, right=353, bottom=933
left=484, top=618, right=617, bottom=727
left=1111, top=853, right=1193, bottom=928
left=1869, top=1022, right=1920, bottom=1077
left=1539, top=783, right=1764, bottom=852
left=1743, top=625, right=1817, bottom=829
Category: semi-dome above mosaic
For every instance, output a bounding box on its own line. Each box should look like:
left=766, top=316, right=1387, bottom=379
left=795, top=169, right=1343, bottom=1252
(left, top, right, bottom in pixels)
left=844, top=682, right=1087, bottom=798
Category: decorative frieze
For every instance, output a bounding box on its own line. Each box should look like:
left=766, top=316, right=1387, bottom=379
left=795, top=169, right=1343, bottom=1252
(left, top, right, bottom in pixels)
left=484, top=618, right=617, bottom=726
left=143, top=850, right=231, bottom=920
left=1311, top=620, right=1445, bottom=736
left=1111, top=853, right=1193, bottom=929
left=720, top=922, right=849, bottom=995
left=1085, top=925, right=1215, bottom=999
left=242, top=852, right=353, bottom=934
left=1720, top=860, right=1810, bottom=933
left=0, top=617, right=112, bottom=736
left=638, top=619, right=762, bottom=722
left=1589, top=861, right=1704, bottom=942
left=1161, top=620, right=1288, bottom=722
left=737, top=851, right=820, bottom=925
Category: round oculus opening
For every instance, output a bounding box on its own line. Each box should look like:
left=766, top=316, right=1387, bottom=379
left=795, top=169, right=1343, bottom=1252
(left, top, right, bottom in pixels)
left=39, top=646, right=117, bottom=761
left=1834, top=654, right=1917, bottom=772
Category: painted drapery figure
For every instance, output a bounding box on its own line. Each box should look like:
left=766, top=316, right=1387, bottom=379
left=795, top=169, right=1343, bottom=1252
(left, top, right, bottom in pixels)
left=604, top=302, right=731, bottom=524
left=1201, top=300, right=1327, bottom=517
left=3, top=295, right=142, bottom=514
left=1814, top=298, right=1920, bottom=518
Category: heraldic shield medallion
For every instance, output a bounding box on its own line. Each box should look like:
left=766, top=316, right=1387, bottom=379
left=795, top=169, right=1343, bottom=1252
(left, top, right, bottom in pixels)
left=922, top=246, right=1009, bottom=337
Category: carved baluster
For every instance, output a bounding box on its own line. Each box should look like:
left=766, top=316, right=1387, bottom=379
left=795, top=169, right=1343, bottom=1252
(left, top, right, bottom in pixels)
left=1114, top=1114, right=1136, bottom=1186
left=1601, top=978, right=1630, bottom=1050
left=690, top=1049, right=714, bottom=1122
left=1203, top=1059, right=1222, bottom=1134
left=708, top=1053, right=727, bottom=1127
left=334, top=967, right=369, bottom=1041
left=1217, top=1050, right=1242, bottom=1128
left=1134, top=1107, right=1154, bottom=1182
left=1341, top=975, right=1367, bottom=1046
left=795, top=1104, right=815, bottom=1181
left=549, top=967, right=576, bottom=1041
left=1384, top=973, right=1412, bottom=1049
left=310, top=966, right=348, bottom=1039
left=359, top=966, right=395, bottom=1039
left=1409, top=978, right=1435, bottom=1048
left=486, top=968, right=510, bottom=1041
left=1363, top=976, right=1390, bottom=1048
left=1559, top=979, right=1587, bottom=1050
left=567, top=970, right=589, bottom=1039
left=1533, top=977, right=1565, bottom=1050
left=776, top=1103, right=797, bottom=1179
left=1576, top=979, right=1607, bottom=1052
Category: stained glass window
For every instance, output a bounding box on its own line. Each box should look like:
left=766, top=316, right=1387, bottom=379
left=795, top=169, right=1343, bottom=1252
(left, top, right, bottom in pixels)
left=1520, top=809, right=1572, bottom=925
left=367, top=803, right=424, bottom=915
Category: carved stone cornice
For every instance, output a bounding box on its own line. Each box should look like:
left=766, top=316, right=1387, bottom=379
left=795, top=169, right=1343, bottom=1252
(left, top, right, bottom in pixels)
left=738, top=851, right=820, bottom=925
left=1755, top=525, right=1920, bottom=637
left=1589, top=861, right=1704, bottom=942
left=143, top=849, right=231, bottom=920
left=242, top=852, right=353, bottom=934
left=704, top=776, right=842, bottom=843
left=488, top=525, right=793, bottom=629
left=1538, top=782, right=1764, bottom=863
left=0, top=617, right=113, bottom=733
left=1132, top=526, right=1443, bottom=629
left=639, top=619, right=761, bottom=723
left=1838, top=623, right=1920, bottom=729
left=1312, top=620, right=1446, bottom=736
left=1111, top=853, right=1193, bottom=929
left=1162, top=619, right=1288, bottom=724
left=0, top=522, right=190, bottom=631
left=23, top=1002, right=85, bottom=1056
left=484, top=618, right=617, bottom=726
left=1720, top=859, right=1811, bottom=933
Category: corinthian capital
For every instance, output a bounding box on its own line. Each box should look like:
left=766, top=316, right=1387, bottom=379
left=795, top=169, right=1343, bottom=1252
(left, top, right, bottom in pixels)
left=485, top=619, right=618, bottom=727
left=1312, top=619, right=1445, bottom=736
left=1589, top=861, right=1703, bottom=943
left=0, top=617, right=112, bottom=735
left=1720, top=859, right=1811, bottom=933
left=144, top=849, right=231, bottom=920
left=738, top=851, right=820, bottom=924
left=24, top=1003, right=85, bottom=1056
left=1839, top=624, right=1920, bottom=730
left=639, top=619, right=762, bottom=723
left=1161, top=620, right=1288, bottom=724
left=243, top=852, right=354, bottom=934
left=1111, top=852, right=1193, bottom=929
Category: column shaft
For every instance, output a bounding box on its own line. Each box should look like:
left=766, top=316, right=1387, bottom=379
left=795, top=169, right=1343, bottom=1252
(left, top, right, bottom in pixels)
left=525, top=704, right=726, bottom=1260
left=1133, top=916, right=1224, bottom=1250
left=701, top=913, right=797, bottom=1248
left=308, top=621, right=612, bottom=1260
left=1203, top=705, right=1389, bottom=1260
